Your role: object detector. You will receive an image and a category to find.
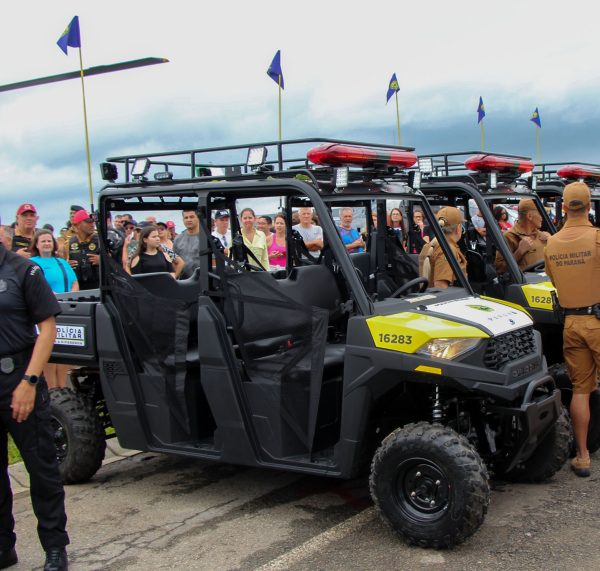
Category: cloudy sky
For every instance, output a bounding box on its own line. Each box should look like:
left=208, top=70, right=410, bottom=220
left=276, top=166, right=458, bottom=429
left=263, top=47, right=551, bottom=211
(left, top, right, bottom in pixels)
left=1, top=0, right=599, bottom=230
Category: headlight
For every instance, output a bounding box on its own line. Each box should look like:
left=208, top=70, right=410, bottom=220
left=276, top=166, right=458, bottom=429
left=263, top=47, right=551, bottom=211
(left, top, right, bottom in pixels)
left=417, top=338, right=482, bottom=360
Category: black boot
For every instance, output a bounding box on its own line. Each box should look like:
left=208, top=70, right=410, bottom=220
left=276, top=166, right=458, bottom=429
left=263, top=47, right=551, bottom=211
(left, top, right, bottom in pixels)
left=43, top=548, right=68, bottom=571
left=0, top=548, right=17, bottom=570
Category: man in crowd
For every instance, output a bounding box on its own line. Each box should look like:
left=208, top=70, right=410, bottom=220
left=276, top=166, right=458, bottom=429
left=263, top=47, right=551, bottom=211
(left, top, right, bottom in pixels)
left=420, top=207, right=467, bottom=288
left=12, top=204, right=38, bottom=257
left=0, top=225, right=13, bottom=250
left=496, top=198, right=550, bottom=273
left=173, top=209, right=201, bottom=279
left=105, top=213, right=124, bottom=262
left=256, top=216, right=273, bottom=237
left=67, top=209, right=100, bottom=290
left=544, top=182, right=600, bottom=477
left=337, top=208, right=365, bottom=253
left=0, top=214, right=70, bottom=571
left=57, top=205, right=85, bottom=259
left=293, top=207, right=323, bottom=258
left=212, top=210, right=231, bottom=254
left=121, top=219, right=140, bottom=269
left=113, top=215, right=124, bottom=234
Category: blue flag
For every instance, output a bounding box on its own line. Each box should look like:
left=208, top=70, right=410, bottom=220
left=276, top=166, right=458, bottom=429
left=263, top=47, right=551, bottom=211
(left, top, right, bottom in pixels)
left=386, top=73, right=400, bottom=103
left=477, top=96, right=485, bottom=123
left=57, top=16, right=81, bottom=55
left=530, top=107, right=541, bottom=128
left=267, top=50, right=284, bottom=89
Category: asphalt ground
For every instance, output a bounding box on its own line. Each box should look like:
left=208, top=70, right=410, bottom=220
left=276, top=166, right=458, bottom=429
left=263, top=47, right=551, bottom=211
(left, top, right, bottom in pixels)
left=8, top=448, right=600, bottom=571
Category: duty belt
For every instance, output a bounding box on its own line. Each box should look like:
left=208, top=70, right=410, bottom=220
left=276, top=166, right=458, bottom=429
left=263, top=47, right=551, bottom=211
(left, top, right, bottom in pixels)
left=564, top=304, right=600, bottom=316
left=0, top=348, right=32, bottom=375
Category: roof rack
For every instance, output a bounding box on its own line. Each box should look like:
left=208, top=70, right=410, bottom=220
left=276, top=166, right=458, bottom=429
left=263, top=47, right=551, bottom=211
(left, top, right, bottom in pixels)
left=105, top=138, right=415, bottom=183
left=418, top=151, right=532, bottom=177
left=533, top=162, right=600, bottom=182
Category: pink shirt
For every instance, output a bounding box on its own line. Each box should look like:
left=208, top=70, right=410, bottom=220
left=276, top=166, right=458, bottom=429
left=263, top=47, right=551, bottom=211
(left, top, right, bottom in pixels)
left=268, top=236, right=286, bottom=267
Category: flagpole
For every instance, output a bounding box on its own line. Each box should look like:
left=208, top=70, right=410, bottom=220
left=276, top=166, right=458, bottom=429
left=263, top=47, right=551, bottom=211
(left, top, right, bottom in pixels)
left=536, top=126, right=540, bottom=164
left=394, top=91, right=401, bottom=145
left=480, top=121, right=485, bottom=152
left=77, top=46, right=94, bottom=211
left=278, top=74, right=282, bottom=141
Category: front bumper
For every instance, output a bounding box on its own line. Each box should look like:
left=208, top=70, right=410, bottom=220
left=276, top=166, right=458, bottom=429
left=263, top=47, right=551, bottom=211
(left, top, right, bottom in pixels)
left=490, top=374, right=562, bottom=472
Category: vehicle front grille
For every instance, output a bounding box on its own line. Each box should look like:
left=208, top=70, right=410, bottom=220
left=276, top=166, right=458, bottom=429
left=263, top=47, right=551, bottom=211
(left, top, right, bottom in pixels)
left=484, top=327, right=536, bottom=370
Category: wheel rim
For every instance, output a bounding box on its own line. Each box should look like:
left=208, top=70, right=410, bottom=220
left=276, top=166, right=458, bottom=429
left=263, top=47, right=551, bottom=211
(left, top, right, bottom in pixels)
left=50, top=417, right=68, bottom=464
left=393, top=458, right=450, bottom=520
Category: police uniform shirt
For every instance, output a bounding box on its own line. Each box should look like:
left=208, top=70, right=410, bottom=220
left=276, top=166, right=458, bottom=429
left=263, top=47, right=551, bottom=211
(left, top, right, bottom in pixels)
left=11, top=232, right=32, bottom=253
left=0, top=245, right=61, bottom=354
left=544, top=218, right=600, bottom=308
left=430, top=240, right=467, bottom=285
left=69, top=233, right=100, bottom=289
left=496, top=221, right=546, bottom=273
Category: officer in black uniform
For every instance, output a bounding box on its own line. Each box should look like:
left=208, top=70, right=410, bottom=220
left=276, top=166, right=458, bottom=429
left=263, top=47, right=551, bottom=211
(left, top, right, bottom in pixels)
left=0, top=216, right=69, bottom=570
left=67, top=209, right=99, bottom=291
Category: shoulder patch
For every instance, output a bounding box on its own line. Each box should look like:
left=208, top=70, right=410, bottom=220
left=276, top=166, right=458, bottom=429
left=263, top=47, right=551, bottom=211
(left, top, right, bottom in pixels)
left=28, top=265, right=41, bottom=277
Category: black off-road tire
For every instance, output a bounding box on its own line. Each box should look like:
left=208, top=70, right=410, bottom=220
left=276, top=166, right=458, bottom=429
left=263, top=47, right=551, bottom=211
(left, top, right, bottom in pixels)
left=50, top=387, right=106, bottom=484
left=549, top=362, right=600, bottom=454
left=369, top=422, right=490, bottom=548
left=501, top=407, right=572, bottom=483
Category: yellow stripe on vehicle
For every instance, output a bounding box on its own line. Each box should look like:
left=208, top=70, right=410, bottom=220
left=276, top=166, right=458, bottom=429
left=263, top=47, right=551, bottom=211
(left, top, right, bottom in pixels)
left=521, top=282, right=555, bottom=311
left=415, top=365, right=442, bottom=375
left=366, top=312, right=488, bottom=354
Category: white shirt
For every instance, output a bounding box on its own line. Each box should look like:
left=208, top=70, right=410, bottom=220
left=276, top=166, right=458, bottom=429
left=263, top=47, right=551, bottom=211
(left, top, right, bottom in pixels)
left=212, top=230, right=232, bottom=248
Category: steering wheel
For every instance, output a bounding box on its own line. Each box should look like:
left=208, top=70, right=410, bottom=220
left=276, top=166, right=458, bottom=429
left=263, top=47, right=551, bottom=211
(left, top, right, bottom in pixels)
left=390, top=277, right=429, bottom=298
left=521, top=259, right=545, bottom=273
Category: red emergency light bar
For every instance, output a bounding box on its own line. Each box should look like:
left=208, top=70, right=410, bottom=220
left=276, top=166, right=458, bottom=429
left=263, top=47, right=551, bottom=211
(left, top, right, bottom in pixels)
left=556, top=165, right=600, bottom=180
left=307, top=143, right=417, bottom=169
left=465, top=154, right=534, bottom=174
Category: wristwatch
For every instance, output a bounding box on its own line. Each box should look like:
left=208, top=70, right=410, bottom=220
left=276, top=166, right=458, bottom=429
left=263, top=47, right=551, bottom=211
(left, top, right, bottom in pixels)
left=23, top=374, right=39, bottom=386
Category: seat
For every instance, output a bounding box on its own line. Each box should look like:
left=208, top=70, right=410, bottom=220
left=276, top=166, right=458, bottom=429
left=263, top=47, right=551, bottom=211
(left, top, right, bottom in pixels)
left=284, top=345, right=346, bottom=384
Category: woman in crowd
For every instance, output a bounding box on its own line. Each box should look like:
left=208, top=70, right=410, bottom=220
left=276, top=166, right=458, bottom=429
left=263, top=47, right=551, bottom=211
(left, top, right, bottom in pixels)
left=156, top=221, right=174, bottom=249
left=388, top=207, right=407, bottom=244
left=268, top=213, right=287, bottom=268
left=240, top=208, right=270, bottom=270
left=29, top=229, right=79, bottom=388
left=493, top=206, right=512, bottom=231
left=128, top=226, right=183, bottom=278
left=408, top=209, right=431, bottom=253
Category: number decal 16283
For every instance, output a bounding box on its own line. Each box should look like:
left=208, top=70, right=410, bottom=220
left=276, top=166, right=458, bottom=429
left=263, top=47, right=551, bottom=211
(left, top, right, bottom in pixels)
left=378, top=333, right=413, bottom=345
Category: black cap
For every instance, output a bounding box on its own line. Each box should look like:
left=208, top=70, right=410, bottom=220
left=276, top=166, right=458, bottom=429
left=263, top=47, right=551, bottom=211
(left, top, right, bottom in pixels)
left=215, top=209, right=230, bottom=220
left=123, top=219, right=138, bottom=228
left=137, top=221, right=153, bottom=229
left=70, top=205, right=85, bottom=212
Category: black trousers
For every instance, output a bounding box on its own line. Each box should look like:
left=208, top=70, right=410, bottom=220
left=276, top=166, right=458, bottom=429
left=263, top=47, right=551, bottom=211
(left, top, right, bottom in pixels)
left=0, top=369, right=69, bottom=551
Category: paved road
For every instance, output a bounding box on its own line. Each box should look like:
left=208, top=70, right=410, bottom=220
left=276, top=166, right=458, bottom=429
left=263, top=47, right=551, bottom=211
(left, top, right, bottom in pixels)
left=11, top=450, right=600, bottom=570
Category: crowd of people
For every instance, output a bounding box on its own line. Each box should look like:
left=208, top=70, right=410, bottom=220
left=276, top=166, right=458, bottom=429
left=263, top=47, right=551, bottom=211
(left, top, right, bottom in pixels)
left=0, top=202, right=440, bottom=285
left=0, top=199, right=560, bottom=298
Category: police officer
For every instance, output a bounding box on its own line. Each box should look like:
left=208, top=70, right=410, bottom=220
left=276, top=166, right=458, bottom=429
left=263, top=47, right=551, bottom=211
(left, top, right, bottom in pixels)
left=419, top=207, right=467, bottom=288
left=496, top=198, right=550, bottom=273
left=0, top=216, right=69, bottom=570
left=67, top=209, right=99, bottom=290
left=544, top=182, right=600, bottom=477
